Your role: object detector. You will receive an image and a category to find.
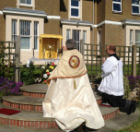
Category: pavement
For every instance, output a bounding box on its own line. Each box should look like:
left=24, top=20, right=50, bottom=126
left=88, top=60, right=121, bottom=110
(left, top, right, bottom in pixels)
left=96, top=108, right=140, bottom=132
left=0, top=108, right=139, bottom=132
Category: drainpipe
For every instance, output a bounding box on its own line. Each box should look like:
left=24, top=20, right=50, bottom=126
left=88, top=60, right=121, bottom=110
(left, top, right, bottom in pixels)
left=93, top=0, right=95, bottom=43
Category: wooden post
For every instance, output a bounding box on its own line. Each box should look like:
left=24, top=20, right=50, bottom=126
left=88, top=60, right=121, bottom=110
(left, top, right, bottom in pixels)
left=15, top=36, right=20, bottom=82
left=132, top=45, right=136, bottom=77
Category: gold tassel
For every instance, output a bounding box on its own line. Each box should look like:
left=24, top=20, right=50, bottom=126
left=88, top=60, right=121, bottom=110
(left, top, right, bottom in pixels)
left=73, top=80, right=77, bottom=89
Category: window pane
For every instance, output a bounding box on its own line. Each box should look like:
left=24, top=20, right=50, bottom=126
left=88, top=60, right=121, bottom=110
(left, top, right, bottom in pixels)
left=71, top=8, right=79, bottom=16
left=12, top=20, right=17, bottom=42
left=132, top=0, right=139, bottom=4
left=71, top=0, right=79, bottom=6
left=34, top=21, right=38, bottom=35
left=20, top=37, right=30, bottom=49
left=20, top=0, right=25, bottom=4
left=132, top=6, right=139, bottom=13
left=20, top=20, right=30, bottom=49
left=83, top=31, right=87, bottom=43
left=113, top=0, right=121, bottom=2
left=72, top=30, right=80, bottom=50
left=34, top=21, right=38, bottom=49
left=34, top=37, right=38, bottom=49
left=113, top=4, right=121, bottom=11
left=27, top=0, right=31, bottom=4
left=20, top=0, right=31, bottom=4
left=20, top=21, right=30, bottom=35
left=66, top=29, right=70, bottom=40
left=136, top=30, right=140, bottom=46
left=130, top=30, right=133, bottom=45
left=12, top=20, right=16, bottom=35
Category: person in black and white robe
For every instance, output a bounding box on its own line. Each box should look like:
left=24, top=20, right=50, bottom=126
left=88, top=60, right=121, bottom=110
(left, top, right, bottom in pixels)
left=98, top=45, right=136, bottom=115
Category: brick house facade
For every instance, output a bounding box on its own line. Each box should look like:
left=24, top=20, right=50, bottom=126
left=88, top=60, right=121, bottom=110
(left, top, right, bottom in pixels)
left=95, top=0, right=140, bottom=47
left=0, top=0, right=140, bottom=64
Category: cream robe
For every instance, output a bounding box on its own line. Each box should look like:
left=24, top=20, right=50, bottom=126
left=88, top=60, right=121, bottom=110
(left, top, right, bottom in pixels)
left=48, top=49, right=87, bottom=79
left=42, top=50, right=104, bottom=132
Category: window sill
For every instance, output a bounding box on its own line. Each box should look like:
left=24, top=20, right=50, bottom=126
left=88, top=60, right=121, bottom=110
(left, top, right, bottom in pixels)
left=112, top=11, right=122, bottom=14
left=132, top=13, right=140, bottom=16
left=19, top=4, right=33, bottom=7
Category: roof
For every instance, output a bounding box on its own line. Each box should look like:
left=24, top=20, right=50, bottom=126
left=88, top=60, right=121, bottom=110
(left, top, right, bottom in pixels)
left=3, top=7, right=47, bottom=18
left=122, top=19, right=140, bottom=26
left=40, top=34, right=63, bottom=39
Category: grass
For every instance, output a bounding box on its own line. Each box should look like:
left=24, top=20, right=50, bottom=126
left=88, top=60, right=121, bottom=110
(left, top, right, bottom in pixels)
left=114, top=102, right=140, bottom=132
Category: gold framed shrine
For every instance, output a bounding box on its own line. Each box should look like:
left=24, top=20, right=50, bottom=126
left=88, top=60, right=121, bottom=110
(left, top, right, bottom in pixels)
left=39, top=34, right=63, bottom=59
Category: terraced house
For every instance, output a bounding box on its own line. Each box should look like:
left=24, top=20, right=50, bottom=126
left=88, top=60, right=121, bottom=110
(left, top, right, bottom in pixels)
left=0, top=0, right=140, bottom=64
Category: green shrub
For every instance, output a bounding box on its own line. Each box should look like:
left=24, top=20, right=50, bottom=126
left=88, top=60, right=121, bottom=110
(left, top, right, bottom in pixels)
left=20, top=62, right=56, bottom=85
left=20, top=64, right=43, bottom=85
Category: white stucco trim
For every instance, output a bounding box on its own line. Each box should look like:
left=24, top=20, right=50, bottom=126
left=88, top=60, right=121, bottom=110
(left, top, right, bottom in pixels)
left=3, top=10, right=47, bottom=18
left=0, top=11, right=3, bottom=15
left=62, top=20, right=123, bottom=28
left=61, top=21, right=93, bottom=27
left=124, top=21, right=140, bottom=25
left=47, top=15, right=61, bottom=20
left=93, top=20, right=123, bottom=28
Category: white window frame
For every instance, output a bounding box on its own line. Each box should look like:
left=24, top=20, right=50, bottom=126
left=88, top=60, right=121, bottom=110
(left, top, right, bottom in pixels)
left=112, top=0, right=122, bottom=13
left=126, top=25, right=140, bottom=46
left=69, top=0, right=82, bottom=19
left=132, top=0, right=140, bottom=15
left=17, top=0, right=35, bottom=8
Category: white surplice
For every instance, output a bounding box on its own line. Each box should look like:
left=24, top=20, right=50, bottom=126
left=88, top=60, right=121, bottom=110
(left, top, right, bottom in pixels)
left=98, top=56, right=124, bottom=96
left=42, top=50, right=104, bottom=132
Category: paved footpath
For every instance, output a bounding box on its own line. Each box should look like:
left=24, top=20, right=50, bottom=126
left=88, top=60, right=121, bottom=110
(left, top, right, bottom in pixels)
left=0, top=108, right=139, bottom=132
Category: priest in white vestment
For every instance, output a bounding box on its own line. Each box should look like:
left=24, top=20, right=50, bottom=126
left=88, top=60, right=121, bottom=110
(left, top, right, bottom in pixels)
left=42, top=39, right=104, bottom=132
